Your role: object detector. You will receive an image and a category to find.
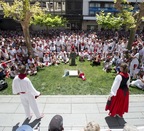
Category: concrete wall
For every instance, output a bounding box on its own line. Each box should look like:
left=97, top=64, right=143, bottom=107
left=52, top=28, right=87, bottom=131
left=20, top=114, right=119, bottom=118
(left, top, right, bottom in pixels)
left=82, top=20, right=98, bottom=30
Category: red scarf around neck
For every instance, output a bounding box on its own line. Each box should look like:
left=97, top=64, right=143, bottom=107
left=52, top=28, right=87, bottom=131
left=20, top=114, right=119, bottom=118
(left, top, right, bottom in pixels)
left=18, top=74, right=27, bottom=79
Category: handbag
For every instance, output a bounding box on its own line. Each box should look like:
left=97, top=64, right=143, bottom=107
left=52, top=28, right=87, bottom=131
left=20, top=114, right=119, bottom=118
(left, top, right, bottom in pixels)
left=106, top=99, right=111, bottom=106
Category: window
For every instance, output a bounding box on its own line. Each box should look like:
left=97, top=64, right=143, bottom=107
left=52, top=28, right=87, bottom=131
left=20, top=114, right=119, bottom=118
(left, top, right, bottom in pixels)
left=89, top=11, right=95, bottom=16
left=95, top=3, right=100, bottom=7
left=89, top=3, right=95, bottom=7
left=46, top=2, right=54, bottom=11
left=89, top=3, right=100, bottom=8
left=46, top=1, right=65, bottom=12
left=104, top=3, right=114, bottom=8
left=62, top=2, right=65, bottom=11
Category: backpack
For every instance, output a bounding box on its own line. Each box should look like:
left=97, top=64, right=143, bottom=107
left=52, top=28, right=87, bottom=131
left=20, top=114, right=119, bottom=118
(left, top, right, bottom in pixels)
left=0, top=80, right=8, bottom=91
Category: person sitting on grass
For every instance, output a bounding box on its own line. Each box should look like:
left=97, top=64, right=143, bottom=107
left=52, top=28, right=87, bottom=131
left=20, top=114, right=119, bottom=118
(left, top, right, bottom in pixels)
left=34, top=56, right=45, bottom=69
left=28, top=63, right=37, bottom=76
left=91, top=53, right=101, bottom=66
left=43, top=53, right=52, bottom=66
left=0, top=66, right=5, bottom=80
left=9, top=65, right=17, bottom=79
left=51, top=52, right=59, bottom=66
left=61, top=52, right=69, bottom=64
left=79, top=49, right=85, bottom=62
left=103, top=54, right=112, bottom=73
left=130, top=71, right=144, bottom=90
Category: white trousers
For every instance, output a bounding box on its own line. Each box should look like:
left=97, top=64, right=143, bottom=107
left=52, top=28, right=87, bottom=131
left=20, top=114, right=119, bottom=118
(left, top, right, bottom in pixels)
left=20, top=93, right=41, bottom=119
left=131, top=79, right=144, bottom=89
left=130, top=60, right=139, bottom=78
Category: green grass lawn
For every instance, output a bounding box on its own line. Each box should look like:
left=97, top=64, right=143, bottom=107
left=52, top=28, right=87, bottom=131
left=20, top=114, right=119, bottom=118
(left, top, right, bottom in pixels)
left=0, top=59, right=144, bottom=95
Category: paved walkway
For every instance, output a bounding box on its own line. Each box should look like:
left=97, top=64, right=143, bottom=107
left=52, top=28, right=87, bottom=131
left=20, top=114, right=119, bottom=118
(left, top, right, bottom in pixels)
left=0, top=95, right=144, bottom=131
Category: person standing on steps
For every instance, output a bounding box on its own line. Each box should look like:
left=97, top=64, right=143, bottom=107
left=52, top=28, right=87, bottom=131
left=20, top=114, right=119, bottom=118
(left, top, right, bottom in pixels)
left=12, top=65, right=44, bottom=120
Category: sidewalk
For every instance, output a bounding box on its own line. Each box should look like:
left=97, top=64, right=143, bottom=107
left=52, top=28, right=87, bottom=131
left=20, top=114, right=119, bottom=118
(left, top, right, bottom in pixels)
left=0, top=95, right=144, bottom=131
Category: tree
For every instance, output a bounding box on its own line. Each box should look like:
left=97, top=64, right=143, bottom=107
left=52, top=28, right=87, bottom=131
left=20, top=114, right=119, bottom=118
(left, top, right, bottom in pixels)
left=96, top=11, right=123, bottom=30
left=114, top=0, right=144, bottom=49
left=0, top=0, right=44, bottom=55
left=31, top=13, right=67, bottom=30
left=96, top=0, right=144, bottom=49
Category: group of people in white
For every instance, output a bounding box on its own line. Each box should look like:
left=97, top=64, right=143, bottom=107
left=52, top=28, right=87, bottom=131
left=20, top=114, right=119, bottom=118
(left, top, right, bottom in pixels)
left=0, top=29, right=144, bottom=89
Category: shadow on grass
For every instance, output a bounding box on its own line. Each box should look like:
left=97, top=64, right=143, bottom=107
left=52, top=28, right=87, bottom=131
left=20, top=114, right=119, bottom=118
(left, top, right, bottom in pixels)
left=105, top=116, right=127, bottom=129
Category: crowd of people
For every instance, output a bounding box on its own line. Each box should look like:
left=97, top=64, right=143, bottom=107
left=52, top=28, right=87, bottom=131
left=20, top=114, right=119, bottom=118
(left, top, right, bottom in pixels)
left=1, top=29, right=144, bottom=131
left=0, top=29, right=144, bottom=82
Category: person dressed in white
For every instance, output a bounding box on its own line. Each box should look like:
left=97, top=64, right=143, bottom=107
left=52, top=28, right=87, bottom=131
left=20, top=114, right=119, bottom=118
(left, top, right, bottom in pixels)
left=61, top=52, right=69, bottom=64
left=130, top=73, right=144, bottom=90
left=129, top=48, right=139, bottom=79
left=43, top=53, right=52, bottom=66
left=12, top=65, right=44, bottom=120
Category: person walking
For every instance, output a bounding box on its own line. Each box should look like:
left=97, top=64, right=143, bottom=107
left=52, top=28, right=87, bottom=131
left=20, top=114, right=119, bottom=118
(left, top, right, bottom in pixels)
left=105, top=63, right=130, bottom=117
left=12, top=65, right=44, bottom=120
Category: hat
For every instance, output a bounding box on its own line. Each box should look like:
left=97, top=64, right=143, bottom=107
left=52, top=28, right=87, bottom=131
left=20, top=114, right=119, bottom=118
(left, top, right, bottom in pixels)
left=16, top=125, right=33, bottom=131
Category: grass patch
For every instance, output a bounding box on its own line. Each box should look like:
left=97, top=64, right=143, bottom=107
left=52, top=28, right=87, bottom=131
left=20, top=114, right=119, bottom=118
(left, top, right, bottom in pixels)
left=1, top=59, right=144, bottom=95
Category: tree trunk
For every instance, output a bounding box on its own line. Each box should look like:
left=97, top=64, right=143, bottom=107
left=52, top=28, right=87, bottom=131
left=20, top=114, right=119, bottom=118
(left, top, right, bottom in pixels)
left=21, top=22, right=33, bottom=56
left=127, top=28, right=137, bottom=50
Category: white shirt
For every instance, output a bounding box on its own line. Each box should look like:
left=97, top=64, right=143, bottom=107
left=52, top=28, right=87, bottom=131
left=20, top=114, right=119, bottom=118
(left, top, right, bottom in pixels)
left=110, top=74, right=130, bottom=97
left=12, top=75, right=40, bottom=96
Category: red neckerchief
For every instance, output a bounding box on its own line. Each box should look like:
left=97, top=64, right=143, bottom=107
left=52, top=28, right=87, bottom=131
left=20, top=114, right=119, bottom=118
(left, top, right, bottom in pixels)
left=18, top=74, right=27, bottom=79
left=119, top=72, right=129, bottom=78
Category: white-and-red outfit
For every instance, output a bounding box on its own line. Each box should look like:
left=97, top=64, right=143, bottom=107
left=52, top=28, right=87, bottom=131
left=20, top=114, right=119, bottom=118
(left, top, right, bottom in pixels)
left=1, top=47, right=9, bottom=60
left=130, top=75, right=144, bottom=90
left=105, top=72, right=130, bottom=117
left=129, top=51, right=139, bottom=79
left=12, top=74, right=42, bottom=119
left=27, top=57, right=35, bottom=66
left=43, top=54, right=51, bottom=66
left=78, top=71, right=86, bottom=81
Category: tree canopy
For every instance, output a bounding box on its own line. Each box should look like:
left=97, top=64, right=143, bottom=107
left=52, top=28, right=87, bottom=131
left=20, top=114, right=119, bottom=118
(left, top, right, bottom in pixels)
left=96, top=0, right=144, bottom=30
left=31, top=13, right=67, bottom=28
left=0, top=0, right=43, bottom=25
left=96, top=0, right=144, bottom=49
left=0, top=0, right=67, bottom=55
left=96, top=11, right=123, bottom=30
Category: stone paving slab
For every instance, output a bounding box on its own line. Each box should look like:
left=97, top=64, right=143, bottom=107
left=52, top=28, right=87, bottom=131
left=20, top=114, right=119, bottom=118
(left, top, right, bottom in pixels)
left=0, top=95, right=144, bottom=131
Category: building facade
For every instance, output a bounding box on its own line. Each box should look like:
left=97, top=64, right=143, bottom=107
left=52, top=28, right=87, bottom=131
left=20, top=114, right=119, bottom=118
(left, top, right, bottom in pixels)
left=82, top=0, right=143, bottom=30
left=0, top=0, right=83, bottom=30
left=0, top=0, right=143, bottom=30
